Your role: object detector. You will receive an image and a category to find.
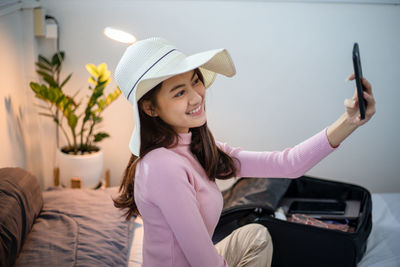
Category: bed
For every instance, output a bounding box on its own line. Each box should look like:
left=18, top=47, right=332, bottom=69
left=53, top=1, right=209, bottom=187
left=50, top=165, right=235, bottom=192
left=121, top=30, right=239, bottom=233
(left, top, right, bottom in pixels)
left=357, top=193, right=400, bottom=267
left=1, top=167, right=399, bottom=267
left=0, top=167, right=134, bottom=267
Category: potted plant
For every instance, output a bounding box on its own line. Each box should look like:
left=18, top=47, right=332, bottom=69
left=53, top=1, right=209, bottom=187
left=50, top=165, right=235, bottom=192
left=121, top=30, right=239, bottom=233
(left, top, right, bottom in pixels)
left=30, top=51, right=121, bottom=188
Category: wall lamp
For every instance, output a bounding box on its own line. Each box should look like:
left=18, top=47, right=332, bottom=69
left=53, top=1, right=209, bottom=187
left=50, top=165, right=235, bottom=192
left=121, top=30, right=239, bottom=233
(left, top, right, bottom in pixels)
left=104, top=27, right=136, bottom=44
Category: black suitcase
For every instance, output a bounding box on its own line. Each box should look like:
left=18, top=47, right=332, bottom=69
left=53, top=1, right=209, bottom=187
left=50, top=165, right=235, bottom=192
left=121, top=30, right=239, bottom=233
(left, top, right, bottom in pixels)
left=212, top=176, right=372, bottom=267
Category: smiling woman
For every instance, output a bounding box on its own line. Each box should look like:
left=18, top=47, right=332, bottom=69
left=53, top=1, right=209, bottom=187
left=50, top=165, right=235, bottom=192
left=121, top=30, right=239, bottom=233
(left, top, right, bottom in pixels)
left=112, top=37, right=375, bottom=267
left=141, top=69, right=207, bottom=134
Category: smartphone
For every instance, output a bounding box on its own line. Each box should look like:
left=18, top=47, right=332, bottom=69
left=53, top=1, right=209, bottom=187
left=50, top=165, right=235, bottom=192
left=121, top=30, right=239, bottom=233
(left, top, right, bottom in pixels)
left=288, top=200, right=346, bottom=215
left=352, top=43, right=367, bottom=120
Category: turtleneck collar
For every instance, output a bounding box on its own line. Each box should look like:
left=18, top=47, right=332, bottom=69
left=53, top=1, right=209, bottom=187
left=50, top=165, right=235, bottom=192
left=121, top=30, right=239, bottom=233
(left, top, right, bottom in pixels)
left=178, top=131, right=192, bottom=145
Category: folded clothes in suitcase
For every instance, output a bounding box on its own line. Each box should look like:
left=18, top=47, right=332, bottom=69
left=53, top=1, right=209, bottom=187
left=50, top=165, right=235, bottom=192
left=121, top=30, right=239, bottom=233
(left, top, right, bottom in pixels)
left=212, top=176, right=372, bottom=267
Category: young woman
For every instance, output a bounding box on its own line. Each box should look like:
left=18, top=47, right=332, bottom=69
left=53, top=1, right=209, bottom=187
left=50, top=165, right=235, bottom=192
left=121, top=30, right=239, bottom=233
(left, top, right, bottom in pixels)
left=113, top=37, right=375, bottom=267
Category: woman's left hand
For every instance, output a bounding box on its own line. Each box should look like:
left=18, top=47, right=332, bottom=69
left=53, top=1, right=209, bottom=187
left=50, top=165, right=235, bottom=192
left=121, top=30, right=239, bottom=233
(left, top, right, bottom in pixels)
left=344, top=74, right=376, bottom=126
left=326, top=75, right=376, bottom=148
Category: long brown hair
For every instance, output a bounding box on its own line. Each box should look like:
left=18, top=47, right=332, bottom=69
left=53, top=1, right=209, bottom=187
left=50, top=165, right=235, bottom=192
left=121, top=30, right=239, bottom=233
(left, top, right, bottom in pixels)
left=113, top=69, right=238, bottom=220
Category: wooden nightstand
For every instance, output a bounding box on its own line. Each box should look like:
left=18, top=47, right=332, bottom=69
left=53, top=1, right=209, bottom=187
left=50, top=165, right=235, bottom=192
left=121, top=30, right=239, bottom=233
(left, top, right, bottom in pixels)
left=53, top=167, right=110, bottom=189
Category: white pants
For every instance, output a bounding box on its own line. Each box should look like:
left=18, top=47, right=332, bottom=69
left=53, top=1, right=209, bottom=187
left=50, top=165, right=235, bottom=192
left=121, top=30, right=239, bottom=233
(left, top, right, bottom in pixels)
left=215, top=223, right=273, bottom=267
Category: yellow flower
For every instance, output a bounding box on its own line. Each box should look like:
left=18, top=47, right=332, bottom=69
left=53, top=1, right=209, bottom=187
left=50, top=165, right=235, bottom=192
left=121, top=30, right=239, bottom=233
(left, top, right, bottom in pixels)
left=85, top=63, right=99, bottom=78
left=99, top=70, right=111, bottom=83
left=97, top=63, right=107, bottom=74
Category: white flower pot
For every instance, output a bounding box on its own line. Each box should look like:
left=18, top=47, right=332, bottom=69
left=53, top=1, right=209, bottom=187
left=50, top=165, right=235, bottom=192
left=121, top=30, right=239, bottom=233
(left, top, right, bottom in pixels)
left=56, top=148, right=104, bottom=188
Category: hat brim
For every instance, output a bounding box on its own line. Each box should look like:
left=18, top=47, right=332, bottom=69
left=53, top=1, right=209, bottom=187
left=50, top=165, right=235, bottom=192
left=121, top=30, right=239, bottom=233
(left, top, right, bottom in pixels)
left=135, top=48, right=236, bottom=100
left=129, top=48, right=236, bottom=156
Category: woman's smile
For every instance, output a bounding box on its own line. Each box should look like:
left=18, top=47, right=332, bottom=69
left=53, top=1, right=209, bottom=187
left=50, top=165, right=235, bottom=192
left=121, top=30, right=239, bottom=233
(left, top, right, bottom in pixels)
left=187, top=104, right=203, bottom=116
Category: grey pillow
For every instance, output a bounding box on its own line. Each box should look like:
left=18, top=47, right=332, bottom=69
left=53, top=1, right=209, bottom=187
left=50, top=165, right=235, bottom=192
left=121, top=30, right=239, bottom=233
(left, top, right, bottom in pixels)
left=0, top=167, right=43, bottom=267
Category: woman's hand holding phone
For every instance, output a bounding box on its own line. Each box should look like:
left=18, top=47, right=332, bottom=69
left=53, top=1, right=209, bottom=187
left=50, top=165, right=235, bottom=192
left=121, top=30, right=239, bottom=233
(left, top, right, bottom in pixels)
left=344, top=74, right=376, bottom=127
left=325, top=72, right=376, bottom=148
left=345, top=43, right=376, bottom=126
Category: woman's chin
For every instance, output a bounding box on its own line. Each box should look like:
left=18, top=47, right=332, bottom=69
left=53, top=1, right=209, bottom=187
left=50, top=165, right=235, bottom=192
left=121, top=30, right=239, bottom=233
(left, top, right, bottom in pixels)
left=190, top=118, right=207, bottom=129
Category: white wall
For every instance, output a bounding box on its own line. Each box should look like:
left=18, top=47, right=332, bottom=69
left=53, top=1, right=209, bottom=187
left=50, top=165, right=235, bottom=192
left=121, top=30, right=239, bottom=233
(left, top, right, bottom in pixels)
left=0, top=0, right=49, bottom=189
left=13, top=0, right=400, bottom=192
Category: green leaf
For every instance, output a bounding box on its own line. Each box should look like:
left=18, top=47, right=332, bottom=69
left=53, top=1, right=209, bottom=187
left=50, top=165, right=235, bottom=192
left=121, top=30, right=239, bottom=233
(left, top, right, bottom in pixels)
left=60, top=97, right=76, bottom=112
left=60, top=73, right=72, bottom=89
left=35, top=62, right=53, bottom=72
left=36, top=70, right=53, bottom=79
left=48, top=87, right=56, bottom=102
left=30, top=82, right=42, bottom=94
left=93, top=116, right=102, bottom=123
left=97, top=99, right=105, bottom=110
left=31, top=84, right=53, bottom=104
left=43, top=75, right=58, bottom=88
left=52, top=51, right=65, bottom=66
left=93, top=132, right=109, bottom=142
left=67, top=112, right=78, bottom=130
left=37, top=70, right=58, bottom=87
left=55, top=94, right=65, bottom=105
left=38, top=55, right=52, bottom=67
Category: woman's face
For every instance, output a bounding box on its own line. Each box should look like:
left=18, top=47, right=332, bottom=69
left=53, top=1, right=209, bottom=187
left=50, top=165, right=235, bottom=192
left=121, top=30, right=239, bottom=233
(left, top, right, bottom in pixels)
left=147, top=70, right=206, bottom=133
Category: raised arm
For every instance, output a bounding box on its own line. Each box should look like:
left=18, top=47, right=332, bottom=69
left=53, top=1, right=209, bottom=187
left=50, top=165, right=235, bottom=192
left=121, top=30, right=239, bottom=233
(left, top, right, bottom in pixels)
left=218, top=128, right=336, bottom=179
left=218, top=76, right=375, bottom=179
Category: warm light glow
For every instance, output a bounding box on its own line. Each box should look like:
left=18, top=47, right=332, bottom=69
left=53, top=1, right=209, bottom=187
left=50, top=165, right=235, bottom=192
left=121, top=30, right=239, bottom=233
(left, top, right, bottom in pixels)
left=104, top=27, right=136, bottom=44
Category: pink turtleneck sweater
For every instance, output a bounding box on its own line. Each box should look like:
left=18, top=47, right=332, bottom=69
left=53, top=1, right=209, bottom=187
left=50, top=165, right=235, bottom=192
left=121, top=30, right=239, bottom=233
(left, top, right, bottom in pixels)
left=134, top=129, right=336, bottom=267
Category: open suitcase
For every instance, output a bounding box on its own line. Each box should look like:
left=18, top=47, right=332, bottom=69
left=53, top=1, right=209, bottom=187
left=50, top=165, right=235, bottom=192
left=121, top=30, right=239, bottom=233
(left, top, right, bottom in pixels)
left=212, top=176, right=372, bottom=267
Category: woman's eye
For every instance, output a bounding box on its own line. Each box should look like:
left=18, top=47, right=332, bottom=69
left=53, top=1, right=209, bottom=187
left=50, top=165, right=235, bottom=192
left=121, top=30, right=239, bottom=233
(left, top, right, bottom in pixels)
left=192, top=78, right=200, bottom=86
left=175, top=90, right=185, bottom=97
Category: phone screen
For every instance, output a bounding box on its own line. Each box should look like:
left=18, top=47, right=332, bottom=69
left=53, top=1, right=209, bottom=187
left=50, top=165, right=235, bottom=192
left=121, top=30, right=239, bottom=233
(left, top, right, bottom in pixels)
left=352, top=43, right=367, bottom=120
left=289, top=201, right=346, bottom=215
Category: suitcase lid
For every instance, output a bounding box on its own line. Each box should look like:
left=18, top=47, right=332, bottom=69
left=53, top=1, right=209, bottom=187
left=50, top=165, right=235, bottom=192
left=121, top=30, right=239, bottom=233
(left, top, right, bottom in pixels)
left=221, top=177, right=292, bottom=215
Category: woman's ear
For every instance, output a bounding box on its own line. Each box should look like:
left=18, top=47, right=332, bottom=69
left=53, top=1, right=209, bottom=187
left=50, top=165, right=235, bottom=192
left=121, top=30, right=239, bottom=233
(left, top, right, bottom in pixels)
left=141, top=100, right=158, bottom=117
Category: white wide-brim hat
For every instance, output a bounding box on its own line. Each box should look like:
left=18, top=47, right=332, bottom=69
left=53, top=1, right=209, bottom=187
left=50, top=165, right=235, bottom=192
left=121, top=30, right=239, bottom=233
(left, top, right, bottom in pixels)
left=114, top=37, right=236, bottom=156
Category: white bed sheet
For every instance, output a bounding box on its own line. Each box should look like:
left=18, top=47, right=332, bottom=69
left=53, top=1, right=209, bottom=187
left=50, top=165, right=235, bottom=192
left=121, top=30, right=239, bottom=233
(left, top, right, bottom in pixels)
left=127, top=193, right=400, bottom=267
left=128, top=216, right=143, bottom=267
left=358, top=193, right=400, bottom=267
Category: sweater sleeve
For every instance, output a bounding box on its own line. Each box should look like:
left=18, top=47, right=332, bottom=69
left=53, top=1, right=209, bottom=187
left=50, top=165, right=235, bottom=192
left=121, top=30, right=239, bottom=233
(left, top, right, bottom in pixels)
left=142, top=149, right=228, bottom=267
left=218, top=128, right=337, bottom=178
